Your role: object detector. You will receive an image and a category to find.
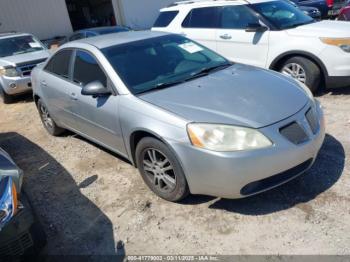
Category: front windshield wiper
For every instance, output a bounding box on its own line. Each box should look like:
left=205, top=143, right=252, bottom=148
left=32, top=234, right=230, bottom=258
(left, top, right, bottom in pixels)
left=189, top=62, right=233, bottom=79
left=138, top=62, right=233, bottom=95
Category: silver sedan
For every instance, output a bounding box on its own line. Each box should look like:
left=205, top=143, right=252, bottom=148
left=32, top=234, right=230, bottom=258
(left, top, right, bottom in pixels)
left=31, top=31, right=325, bottom=202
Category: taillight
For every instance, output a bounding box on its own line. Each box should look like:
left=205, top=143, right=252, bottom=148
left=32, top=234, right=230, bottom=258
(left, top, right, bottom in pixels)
left=326, top=0, right=334, bottom=7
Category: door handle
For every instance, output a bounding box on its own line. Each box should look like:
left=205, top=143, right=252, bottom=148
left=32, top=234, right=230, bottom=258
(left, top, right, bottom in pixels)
left=70, top=92, right=78, bottom=101
left=220, top=34, right=232, bottom=40
left=40, top=81, right=47, bottom=86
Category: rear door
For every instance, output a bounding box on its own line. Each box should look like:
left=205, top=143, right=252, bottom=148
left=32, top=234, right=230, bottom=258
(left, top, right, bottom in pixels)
left=69, top=49, right=126, bottom=154
left=41, top=49, right=78, bottom=129
left=216, top=5, right=269, bottom=67
left=180, top=6, right=220, bottom=51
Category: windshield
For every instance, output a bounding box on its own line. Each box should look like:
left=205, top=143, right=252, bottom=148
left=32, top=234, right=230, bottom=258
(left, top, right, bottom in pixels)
left=102, top=34, right=228, bottom=94
left=0, top=35, right=44, bottom=58
left=251, top=0, right=314, bottom=30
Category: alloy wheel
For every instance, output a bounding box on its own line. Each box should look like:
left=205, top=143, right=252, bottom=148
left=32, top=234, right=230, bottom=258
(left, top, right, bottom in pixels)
left=39, top=104, right=54, bottom=129
left=281, top=63, right=307, bottom=83
left=142, top=148, right=176, bottom=193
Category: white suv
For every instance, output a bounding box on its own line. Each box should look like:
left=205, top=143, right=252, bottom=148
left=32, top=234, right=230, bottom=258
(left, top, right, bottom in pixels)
left=152, top=0, right=350, bottom=91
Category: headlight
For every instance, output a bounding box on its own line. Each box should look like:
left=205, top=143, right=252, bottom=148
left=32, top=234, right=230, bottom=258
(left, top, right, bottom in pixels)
left=0, top=67, right=20, bottom=77
left=0, top=177, right=18, bottom=231
left=187, top=123, right=272, bottom=152
left=320, top=37, right=350, bottom=53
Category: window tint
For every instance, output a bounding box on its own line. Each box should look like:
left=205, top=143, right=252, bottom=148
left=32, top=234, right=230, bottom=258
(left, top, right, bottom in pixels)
left=182, top=7, right=220, bottom=28
left=102, top=34, right=228, bottom=94
left=220, top=6, right=259, bottom=29
left=251, top=1, right=314, bottom=30
left=154, top=11, right=179, bottom=27
left=45, top=49, right=72, bottom=78
left=73, top=50, right=107, bottom=87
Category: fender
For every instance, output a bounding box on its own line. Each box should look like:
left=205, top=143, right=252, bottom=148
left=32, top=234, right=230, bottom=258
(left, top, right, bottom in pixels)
left=269, top=50, right=329, bottom=79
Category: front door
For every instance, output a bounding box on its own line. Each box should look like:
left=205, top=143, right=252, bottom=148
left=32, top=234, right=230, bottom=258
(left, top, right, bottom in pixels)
left=68, top=50, right=126, bottom=155
left=216, top=5, right=270, bottom=68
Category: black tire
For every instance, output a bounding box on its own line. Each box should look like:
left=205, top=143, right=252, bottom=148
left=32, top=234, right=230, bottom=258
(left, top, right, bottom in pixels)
left=0, top=86, right=13, bottom=104
left=37, top=98, right=65, bottom=136
left=279, top=56, right=321, bottom=93
left=135, top=137, right=190, bottom=202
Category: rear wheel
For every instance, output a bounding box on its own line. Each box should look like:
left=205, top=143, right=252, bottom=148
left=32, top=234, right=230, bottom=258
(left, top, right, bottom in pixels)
left=37, top=99, right=65, bottom=136
left=280, top=56, right=321, bottom=93
left=136, top=137, right=190, bottom=202
left=0, top=87, right=13, bottom=104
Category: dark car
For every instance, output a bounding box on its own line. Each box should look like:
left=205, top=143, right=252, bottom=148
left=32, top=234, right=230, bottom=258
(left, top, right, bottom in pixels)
left=291, top=0, right=348, bottom=18
left=337, top=5, right=350, bottom=19
left=0, top=148, right=46, bottom=256
left=68, top=26, right=130, bottom=42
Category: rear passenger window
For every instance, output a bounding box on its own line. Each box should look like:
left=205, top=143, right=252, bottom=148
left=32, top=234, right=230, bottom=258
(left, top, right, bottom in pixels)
left=154, top=11, right=179, bottom=27
left=45, top=49, right=72, bottom=78
left=220, top=6, right=259, bottom=29
left=182, top=7, right=220, bottom=28
left=73, top=50, right=107, bottom=87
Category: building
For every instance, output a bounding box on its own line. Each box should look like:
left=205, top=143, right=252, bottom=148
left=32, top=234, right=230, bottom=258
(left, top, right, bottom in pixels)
left=0, top=0, right=175, bottom=40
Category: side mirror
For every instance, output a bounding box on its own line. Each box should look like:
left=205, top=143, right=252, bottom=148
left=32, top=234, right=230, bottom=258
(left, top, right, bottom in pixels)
left=245, top=23, right=268, bottom=33
left=81, top=81, right=111, bottom=97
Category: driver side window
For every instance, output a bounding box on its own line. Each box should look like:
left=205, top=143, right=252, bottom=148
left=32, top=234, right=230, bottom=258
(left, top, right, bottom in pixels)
left=72, top=50, right=107, bottom=87
left=220, top=6, right=260, bottom=29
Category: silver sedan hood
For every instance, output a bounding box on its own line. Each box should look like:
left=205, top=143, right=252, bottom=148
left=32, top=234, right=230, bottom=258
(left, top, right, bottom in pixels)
left=139, top=64, right=309, bottom=128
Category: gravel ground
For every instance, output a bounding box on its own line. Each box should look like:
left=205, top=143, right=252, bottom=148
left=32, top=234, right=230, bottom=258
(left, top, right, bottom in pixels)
left=0, top=89, right=349, bottom=257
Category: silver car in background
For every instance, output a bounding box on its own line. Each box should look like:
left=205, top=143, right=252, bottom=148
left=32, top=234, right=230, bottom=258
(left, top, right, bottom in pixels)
left=0, top=32, right=50, bottom=103
left=31, top=31, right=325, bottom=202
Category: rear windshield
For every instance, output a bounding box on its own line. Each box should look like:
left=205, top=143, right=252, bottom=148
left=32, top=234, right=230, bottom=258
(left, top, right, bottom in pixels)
left=154, top=11, right=179, bottom=27
left=0, top=35, right=44, bottom=58
left=97, top=27, right=130, bottom=35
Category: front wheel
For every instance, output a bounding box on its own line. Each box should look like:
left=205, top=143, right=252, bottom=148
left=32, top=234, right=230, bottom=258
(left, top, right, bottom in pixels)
left=135, top=137, right=190, bottom=202
left=37, top=99, right=65, bottom=136
left=280, top=56, right=321, bottom=93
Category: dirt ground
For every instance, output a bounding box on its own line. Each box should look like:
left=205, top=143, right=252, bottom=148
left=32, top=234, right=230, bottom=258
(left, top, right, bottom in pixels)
left=0, top=88, right=349, bottom=257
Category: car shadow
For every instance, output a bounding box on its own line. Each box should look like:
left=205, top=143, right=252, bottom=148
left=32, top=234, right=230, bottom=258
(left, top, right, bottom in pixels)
left=186, top=134, right=345, bottom=215
left=0, top=132, right=125, bottom=261
left=7, top=92, right=34, bottom=104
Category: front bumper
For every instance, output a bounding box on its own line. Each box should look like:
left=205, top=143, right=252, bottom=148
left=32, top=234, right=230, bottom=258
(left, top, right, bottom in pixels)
left=0, top=75, right=32, bottom=96
left=319, top=45, right=350, bottom=88
left=170, top=101, right=325, bottom=199
left=0, top=194, right=46, bottom=256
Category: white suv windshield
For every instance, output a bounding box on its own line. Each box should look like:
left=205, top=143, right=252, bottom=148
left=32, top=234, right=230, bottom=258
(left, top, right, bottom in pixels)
left=0, top=35, right=44, bottom=58
left=251, top=0, right=315, bottom=30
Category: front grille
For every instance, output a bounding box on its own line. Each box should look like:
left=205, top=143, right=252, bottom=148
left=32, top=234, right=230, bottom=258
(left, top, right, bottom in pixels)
left=16, top=58, right=47, bottom=77
left=240, top=159, right=313, bottom=196
left=280, top=122, right=308, bottom=145
left=0, top=231, right=34, bottom=256
left=306, top=108, right=319, bottom=134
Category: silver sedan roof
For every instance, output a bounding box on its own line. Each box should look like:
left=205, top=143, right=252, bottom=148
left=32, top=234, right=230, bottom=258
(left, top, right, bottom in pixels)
left=64, top=30, right=172, bottom=49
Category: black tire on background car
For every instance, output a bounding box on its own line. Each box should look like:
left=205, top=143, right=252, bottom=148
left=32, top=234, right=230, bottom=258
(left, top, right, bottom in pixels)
left=135, top=137, right=190, bottom=202
left=0, top=86, right=13, bottom=104
left=37, top=98, right=65, bottom=136
left=279, top=56, right=321, bottom=93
